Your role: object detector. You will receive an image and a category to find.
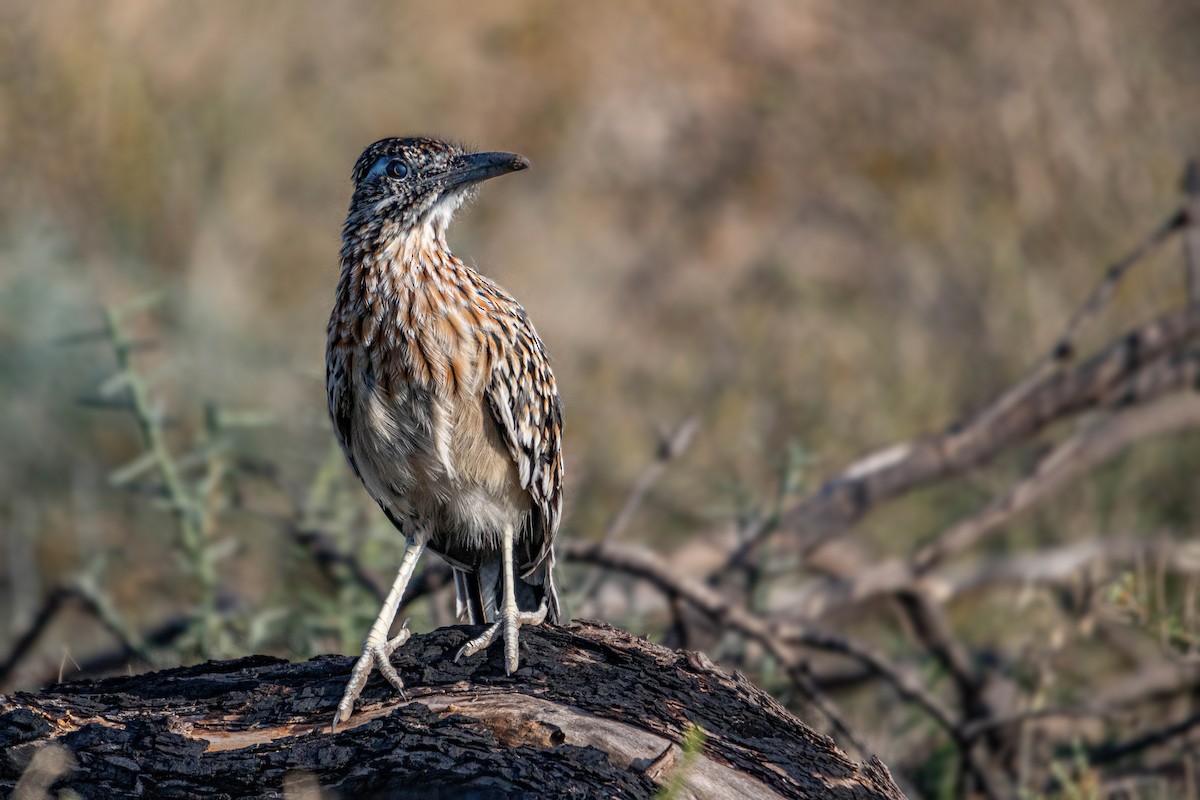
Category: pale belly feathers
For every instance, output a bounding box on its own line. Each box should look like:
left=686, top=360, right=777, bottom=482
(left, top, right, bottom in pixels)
left=348, top=368, right=531, bottom=562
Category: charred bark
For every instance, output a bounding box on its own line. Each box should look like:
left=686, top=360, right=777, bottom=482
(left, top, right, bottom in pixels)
left=1, top=621, right=904, bottom=799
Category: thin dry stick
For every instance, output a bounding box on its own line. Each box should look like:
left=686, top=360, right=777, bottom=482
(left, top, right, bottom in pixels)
left=782, top=383, right=1200, bottom=616
left=787, top=660, right=872, bottom=760
left=1087, top=710, right=1200, bottom=767
left=573, top=417, right=699, bottom=607
left=287, top=523, right=388, bottom=603
left=606, top=418, right=700, bottom=545
left=894, top=591, right=984, bottom=719
left=0, top=584, right=150, bottom=686
left=892, top=589, right=1011, bottom=798
left=772, top=621, right=960, bottom=733
left=984, top=206, right=1187, bottom=423
left=960, top=706, right=1116, bottom=743
left=395, top=561, right=455, bottom=618
left=42, top=616, right=191, bottom=685
left=0, top=589, right=72, bottom=685
left=243, top=455, right=392, bottom=606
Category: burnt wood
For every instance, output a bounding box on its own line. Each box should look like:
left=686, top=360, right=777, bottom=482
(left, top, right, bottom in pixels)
left=1, top=621, right=905, bottom=799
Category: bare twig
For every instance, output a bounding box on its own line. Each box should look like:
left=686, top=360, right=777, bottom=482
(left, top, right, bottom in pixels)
left=895, top=591, right=985, bottom=718
left=288, top=523, right=387, bottom=603
left=573, top=417, right=699, bottom=607
left=0, top=588, right=72, bottom=686
left=397, top=561, right=453, bottom=620
left=893, top=589, right=1011, bottom=798
left=1, top=584, right=152, bottom=687
left=712, top=207, right=1190, bottom=580
left=972, top=205, right=1188, bottom=449
left=788, top=661, right=872, bottom=759
left=772, top=621, right=960, bottom=734
left=1032, top=208, right=1185, bottom=370
left=607, top=418, right=700, bottom=546
left=1088, top=710, right=1200, bottom=767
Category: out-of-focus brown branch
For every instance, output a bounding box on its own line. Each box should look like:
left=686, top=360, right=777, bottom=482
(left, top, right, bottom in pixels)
left=288, top=523, right=387, bottom=603
left=720, top=300, right=1200, bottom=577
left=0, top=588, right=74, bottom=686
left=958, top=659, right=1200, bottom=747
left=644, top=205, right=1200, bottom=796
left=257, top=463, right=456, bottom=621
left=1039, top=209, right=1187, bottom=364
left=913, top=391, right=1200, bottom=573
left=893, top=589, right=1010, bottom=797
left=894, top=591, right=985, bottom=720
left=561, top=542, right=960, bottom=731
left=1088, top=710, right=1200, bottom=767
left=573, top=417, right=699, bottom=606
left=712, top=207, right=1192, bottom=577
left=1, top=584, right=154, bottom=689
left=559, top=540, right=877, bottom=758
left=930, top=536, right=1192, bottom=602
left=562, top=540, right=804, bottom=667
left=605, top=417, right=700, bottom=545
left=243, top=462, right=392, bottom=607
left=778, top=392, right=1200, bottom=621
left=978, top=206, right=1189, bottom=437
left=771, top=620, right=960, bottom=734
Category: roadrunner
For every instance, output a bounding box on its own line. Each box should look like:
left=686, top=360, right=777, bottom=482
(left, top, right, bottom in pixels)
left=326, top=137, right=564, bottom=728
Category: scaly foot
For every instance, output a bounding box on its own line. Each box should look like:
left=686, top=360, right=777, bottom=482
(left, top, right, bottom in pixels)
left=332, top=621, right=411, bottom=731
left=455, top=598, right=548, bottom=674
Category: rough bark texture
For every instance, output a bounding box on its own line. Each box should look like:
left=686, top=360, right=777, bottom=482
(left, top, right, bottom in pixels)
left=0, top=620, right=905, bottom=800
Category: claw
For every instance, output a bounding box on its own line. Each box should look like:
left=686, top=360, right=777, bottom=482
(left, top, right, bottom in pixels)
left=456, top=622, right=500, bottom=663
left=456, top=598, right=549, bottom=673
left=332, top=636, right=408, bottom=731
left=386, top=620, right=412, bottom=655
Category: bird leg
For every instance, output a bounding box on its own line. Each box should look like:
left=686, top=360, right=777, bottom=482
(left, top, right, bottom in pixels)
left=332, top=539, right=425, bottom=731
left=455, top=523, right=548, bottom=672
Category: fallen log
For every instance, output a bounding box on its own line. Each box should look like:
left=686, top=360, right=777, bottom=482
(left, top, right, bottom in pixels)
left=1, top=620, right=905, bottom=799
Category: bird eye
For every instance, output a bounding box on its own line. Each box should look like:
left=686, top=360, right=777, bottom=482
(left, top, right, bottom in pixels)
left=385, top=159, right=409, bottom=179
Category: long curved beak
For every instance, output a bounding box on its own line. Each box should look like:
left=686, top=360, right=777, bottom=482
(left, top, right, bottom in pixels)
left=443, top=151, right=531, bottom=190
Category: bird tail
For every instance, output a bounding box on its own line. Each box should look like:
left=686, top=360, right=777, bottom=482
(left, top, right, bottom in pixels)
left=453, top=551, right=563, bottom=626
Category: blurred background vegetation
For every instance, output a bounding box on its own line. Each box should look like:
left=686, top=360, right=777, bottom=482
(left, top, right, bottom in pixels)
left=2, top=1, right=1200, bottom=797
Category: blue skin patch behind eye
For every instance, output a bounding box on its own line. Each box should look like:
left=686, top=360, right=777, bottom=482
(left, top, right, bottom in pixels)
left=366, top=156, right=391, bottom=181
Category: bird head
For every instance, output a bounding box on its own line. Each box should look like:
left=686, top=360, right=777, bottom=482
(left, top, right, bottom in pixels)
left=346, top=137, right=530, bottom=239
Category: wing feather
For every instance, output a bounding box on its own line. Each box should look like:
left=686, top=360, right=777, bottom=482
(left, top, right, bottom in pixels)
left=326, top=345, right=361, bottom=479
left=482, top=304, right=564, bottom=570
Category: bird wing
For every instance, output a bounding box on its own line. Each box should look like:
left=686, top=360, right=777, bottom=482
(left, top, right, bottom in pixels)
left=326, top=332, right=362, bottom=480
left=482, top=304, right=564, bottom=572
